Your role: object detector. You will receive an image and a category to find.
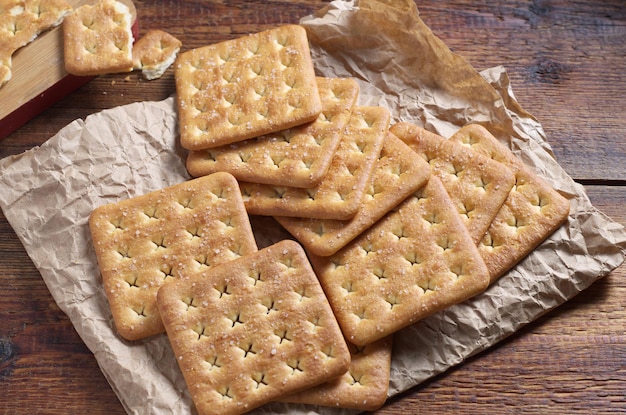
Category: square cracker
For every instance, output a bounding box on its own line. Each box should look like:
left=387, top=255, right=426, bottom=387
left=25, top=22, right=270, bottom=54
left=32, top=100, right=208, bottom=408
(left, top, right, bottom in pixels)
left=89, top=172, right=258, bottom=341
left=276, top=131, right=430, bottom=256
left=156, top=240, right=351, bottom=415
left=309, top=176, right=490, bottom=346
left=132, top=29, right=182, bottom=80
left=280, top=335, right=393, bottom=411
left=175, top=24, right=322, bottom=151
left=448, top=124, right=571, bottom=282
left=186, top=77, right=359, bottom=188
left=63, top=0, right=134, bottom=76
left=240, top=105, right=390, bottom=220
left=390, top=122, right=516, bottom=244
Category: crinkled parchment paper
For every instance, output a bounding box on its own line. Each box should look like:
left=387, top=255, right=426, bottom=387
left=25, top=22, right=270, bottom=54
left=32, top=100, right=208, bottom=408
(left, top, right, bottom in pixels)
left=1, top=1, right=625, bottom=414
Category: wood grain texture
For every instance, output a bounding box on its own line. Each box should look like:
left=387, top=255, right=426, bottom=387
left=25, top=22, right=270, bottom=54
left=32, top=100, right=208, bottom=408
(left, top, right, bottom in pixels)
left=1, top=1, right=625, bottom=414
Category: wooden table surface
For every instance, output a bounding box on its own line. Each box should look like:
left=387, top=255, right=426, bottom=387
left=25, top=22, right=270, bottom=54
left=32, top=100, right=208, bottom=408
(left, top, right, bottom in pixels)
left=1, top=1, right=625, bottom=414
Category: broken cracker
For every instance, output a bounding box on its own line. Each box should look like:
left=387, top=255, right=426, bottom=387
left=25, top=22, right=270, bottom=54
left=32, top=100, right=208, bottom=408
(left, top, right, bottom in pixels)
left=280, top=335, right=393, bottom=411
left=241, top=105, right=390, bottom=220
left=89, top=172, right=258, bottom=341
left=156, top=240, right=351, bottom=415
left=449, top=124, right=571, bottom=282
left=186, top=76, right=359, bottom=188
left=63, top=0, right=134, bottom=76
left=390, top=121, right=515, bottom=244
left=276, top=131, right=430, bottom=256
left=132, top=29, right=181, bottom=80
left=309, top=176, right=490, bottom=346
left=175, top=24, right=322, bottom=150
left=0, top=0, right=72, bottom=87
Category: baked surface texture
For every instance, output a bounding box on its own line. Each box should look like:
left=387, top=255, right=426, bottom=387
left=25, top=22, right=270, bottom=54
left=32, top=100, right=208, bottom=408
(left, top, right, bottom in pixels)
left=276, top=132, right=430, bottom=256
left=186, top=77, right=359, bottom=188
left=89, top=172, right=258, bottom=340
left=63, top=0, right=134, bottom=76
left=0, top=0, right=72, bottom=86
left=240, top=105, right=390, bottom=220
left=390, top=121, right=516, bottom=245
left=175, top=24, right=322, bottom=150
left=449, top=124, right=571, bottom=282
left=157, top=240, right=351, bottom=415
left=132, top=29, right=181, bottom=80
left=309, top=176, right=490, bottom=346
left=280, top=335, right=393, bottom=411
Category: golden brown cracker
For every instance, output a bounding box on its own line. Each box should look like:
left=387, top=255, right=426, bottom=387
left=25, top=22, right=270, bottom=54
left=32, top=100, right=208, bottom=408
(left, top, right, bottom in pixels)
left=390, top=121, right=515, bottom=244
left=89, top=172, right=258, bottom=340
left=449, top=124, right=571, bottom=282
left=186, top=77, right=359, bottom=188
left=156, top=240, right=351, bottom=415
left=241, top=105, right=390, bottom=220
left=0, top=0, right=72, bottom=87
left=309, top=176, right=490, bottom=346
left=280, top=336, right=393, bottom=411
left=132, top=29, right=181, bottom=80
left=276, top=131, right=430, bottom=256
left=63, top=0, right=134, bottom=76
left=175, top=24, right=322, bottom=150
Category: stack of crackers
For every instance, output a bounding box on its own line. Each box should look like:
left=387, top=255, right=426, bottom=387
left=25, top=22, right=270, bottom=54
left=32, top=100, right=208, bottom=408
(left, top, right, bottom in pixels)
left=89, top=24, right=571, bottom=415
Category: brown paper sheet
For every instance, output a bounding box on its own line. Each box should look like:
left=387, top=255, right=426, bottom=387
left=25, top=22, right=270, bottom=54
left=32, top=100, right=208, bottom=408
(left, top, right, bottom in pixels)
left=1, top=1, right=625, bottom=414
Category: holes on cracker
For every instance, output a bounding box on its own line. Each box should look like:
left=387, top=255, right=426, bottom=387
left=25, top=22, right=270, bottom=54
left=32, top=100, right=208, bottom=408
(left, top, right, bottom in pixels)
left=217, top=386, right=233, bottom=400
left=116, top=246, right=131, bottom=259
left=372, top=267, right=387, bottom=280
left=418, top=279, right=435, bottom=294
left=181, top=296, right=198, bottom=310
left=186, top=226, right=202, bottom=239
left=204, top=355, right=222, bottom=371
left=385, top=295, right=400, bottom=310
left=227, top=311, right=244, bottom=327
left=287, top=359, right=304, bottom=375
left=437, top=236, right=454, bottom=252
left=160, top=265, right=175, bottom=280
left=350, top=372, right=364, bottom=386
left=194, top=254, right=211, bottom=268
left=109, top=217, right=125, bottom=230
left=239, top=342, right=257, bottom=358
left=342, top=280, right=355, bottom=294
left=260, top=297, right=279, bottom=315
left=321, top=345, right=336, bottom=359
left=251, top=372, right=268, bottom=389
left=132, top=305, right=147, bottom=318
left=151, top=235, right=168, bottom=250
left=405, top=251, right=423, bottom=266
left=215, top=282, right=232, bottom=298
left=275, top=328, right=292, bottom=344
left=248, top=269, right=263, bottom=286
left=294, top=286, right=311, bottom=302
left=124, top=274, right=140, bottom=288
left=193, top=324, right=209, bottom=340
